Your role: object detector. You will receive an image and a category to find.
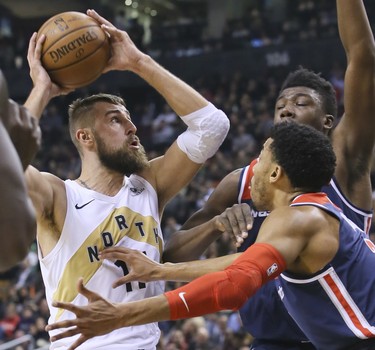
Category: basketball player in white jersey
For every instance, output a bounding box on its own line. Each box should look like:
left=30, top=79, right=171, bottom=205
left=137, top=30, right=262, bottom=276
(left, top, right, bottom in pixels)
left=0, top=70, right=40, bottom=271
left=23, top=9, right=229, bottom=350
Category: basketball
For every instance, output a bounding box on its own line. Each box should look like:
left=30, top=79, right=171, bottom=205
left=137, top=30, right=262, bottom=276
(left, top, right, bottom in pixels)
left=37, top=11, right=110, bottom=89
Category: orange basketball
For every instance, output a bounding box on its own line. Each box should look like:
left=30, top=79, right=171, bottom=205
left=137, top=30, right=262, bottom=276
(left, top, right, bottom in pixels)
left=37, top=11, right=110, bottom=89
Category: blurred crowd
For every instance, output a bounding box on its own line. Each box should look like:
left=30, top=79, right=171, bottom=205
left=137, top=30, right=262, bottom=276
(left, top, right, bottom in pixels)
left=1, top=1, right=375, bottom=349
left=1, top=0, right=375, bottom=69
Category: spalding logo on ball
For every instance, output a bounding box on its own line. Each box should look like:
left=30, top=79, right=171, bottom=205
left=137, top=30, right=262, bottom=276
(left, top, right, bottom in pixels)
left=37, top=11, right=111, bottom=89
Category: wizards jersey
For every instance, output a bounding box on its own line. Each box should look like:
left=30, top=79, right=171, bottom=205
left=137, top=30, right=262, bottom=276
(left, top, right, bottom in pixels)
left=275, top=193, right=375, bottom=349
left=237, top=159, right=372, bottom=348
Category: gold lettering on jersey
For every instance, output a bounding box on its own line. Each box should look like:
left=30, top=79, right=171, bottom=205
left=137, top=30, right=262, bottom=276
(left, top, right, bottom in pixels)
left=53, top=206, right=162, bottom=320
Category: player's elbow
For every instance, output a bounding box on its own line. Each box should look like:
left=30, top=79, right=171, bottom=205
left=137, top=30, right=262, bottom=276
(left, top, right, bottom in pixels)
left=349, top=40, right=375, bottom=67
left=215, top=281, right=249, bottom=310
left=177, top=106, right=230, bottom=164
left=215, top=268, right=263, bottom=311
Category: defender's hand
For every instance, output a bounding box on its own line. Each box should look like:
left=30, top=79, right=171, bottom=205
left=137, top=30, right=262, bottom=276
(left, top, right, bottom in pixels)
left=215, top=203, right=253, bottom=247
left=100, top=247, right=162, bottom=288
left=46, top=278, right=121, bottom=350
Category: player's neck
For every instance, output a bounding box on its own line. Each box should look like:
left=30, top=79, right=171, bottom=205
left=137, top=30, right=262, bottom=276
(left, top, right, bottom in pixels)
left=273, top=189, right=306, bottom=209
left=77, top=168, right=125, bottom=196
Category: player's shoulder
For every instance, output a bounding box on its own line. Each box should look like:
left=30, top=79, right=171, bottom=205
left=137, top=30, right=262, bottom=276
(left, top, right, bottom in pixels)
left=215, top=167, right=240, bottom=183
left=269, top=204, right=326, bottom=229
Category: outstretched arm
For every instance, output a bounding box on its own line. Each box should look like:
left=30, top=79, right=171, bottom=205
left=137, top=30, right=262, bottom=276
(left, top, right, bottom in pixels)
left=333, top=0, right=375, bottom=210
left=46, top=242, right=285, bottom=349
left=23, top=32, right=70, bottom=256
left=100, top=246, right=241, bottom=287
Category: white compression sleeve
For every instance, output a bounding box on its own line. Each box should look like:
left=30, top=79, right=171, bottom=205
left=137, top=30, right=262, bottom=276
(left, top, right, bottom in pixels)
left=176, top=103, right=230, bottom=164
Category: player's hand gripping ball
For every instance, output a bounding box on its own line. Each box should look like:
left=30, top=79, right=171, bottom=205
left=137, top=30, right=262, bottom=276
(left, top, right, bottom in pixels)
left=37, top=11, right=110, bottom=89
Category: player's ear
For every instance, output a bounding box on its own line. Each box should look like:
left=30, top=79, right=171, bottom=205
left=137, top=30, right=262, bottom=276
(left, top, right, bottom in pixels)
left=269, top=166, right=281, bottom=183
left=76, top=128, right=93, bottom=146
left=323, top=114, right=334, bottom=131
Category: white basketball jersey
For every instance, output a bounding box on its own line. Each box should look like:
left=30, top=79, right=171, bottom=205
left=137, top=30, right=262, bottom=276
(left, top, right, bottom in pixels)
left=39, top=175, right=165, bottom=350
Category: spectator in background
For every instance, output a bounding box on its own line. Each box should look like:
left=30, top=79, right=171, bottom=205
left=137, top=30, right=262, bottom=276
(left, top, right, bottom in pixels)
left=0, top=302, right=20, bottom=341
left=152, top=103, right=180, bottom=152
left=231, top=124, right=257, bottom=154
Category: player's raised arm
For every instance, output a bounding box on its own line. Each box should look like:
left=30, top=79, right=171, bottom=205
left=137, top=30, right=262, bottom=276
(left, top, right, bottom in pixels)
left=87, top=9, right=230, bottom=208
left=23, top=32, right=69, bottom=257
left=333, top=0, right=375, bottom=210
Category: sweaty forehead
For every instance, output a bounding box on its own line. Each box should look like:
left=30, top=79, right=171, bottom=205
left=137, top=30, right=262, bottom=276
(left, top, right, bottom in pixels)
left=277, top=86, right=322, bottom=102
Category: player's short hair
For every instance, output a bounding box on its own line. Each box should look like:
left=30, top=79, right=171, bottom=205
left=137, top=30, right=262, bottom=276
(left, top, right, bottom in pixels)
left=270, top=122, right=336, bottom=191
left=279, top=67, right=337, bottom=118
left=68, top=93, right=126, bottom=152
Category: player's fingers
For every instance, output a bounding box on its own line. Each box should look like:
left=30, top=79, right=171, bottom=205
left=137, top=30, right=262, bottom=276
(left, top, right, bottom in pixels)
left=51, top=300, right=80, bottom=314
left=102, top=246, right=133, bottom=255
left=233, top=206, right=252, bottom=246
left=27, top=32, right=37, bottom=62
left=34, top=34, right=45, bottom=60
left=67, top=336, right=87, bottom=350
left=222, top=205, right=243, bottom=237
left=46, top=320, right=78, bottom=332
left=232, top=204, right=250, bottom=234
left=87, top=9, right=114, bottom=28
left=112, top=275, right=135, bottom=288
left=49, top=327, right=80, bottom=341
left=216, top=212, right=231, bottom=233
left=240, top=203, right=253, bottom=231
left=77, top=278, right=103, bottom=302
left=100, top=250, right=132, bottom=262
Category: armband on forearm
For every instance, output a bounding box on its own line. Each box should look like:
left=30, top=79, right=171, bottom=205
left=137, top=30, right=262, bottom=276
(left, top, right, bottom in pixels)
left=176, top=103, right=229, bottom=164
left=165, top=243, right=286, bottom=320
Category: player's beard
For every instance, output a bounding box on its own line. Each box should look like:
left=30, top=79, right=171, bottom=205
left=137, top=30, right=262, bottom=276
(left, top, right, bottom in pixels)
left=95, top=135, right=149, bottom=175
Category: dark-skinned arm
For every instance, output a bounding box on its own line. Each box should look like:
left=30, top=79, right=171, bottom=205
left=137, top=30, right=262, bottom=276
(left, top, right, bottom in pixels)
left=332, top=0, right=375, bottom=210
left=0, top=71, right=41, bottom=170
left=163, top=169, right=248, bottom=262
left=0, top=71, right=37, bottom=269
left=0, top=121, right=36, bottom=271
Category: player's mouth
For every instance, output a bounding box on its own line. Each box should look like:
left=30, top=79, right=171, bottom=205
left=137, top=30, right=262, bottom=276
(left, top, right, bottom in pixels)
left=128, top=138, right=140, bottom=150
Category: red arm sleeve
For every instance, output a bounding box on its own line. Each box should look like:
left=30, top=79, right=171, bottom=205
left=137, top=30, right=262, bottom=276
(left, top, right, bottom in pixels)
left=165, top=243, right=286, bottom=320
